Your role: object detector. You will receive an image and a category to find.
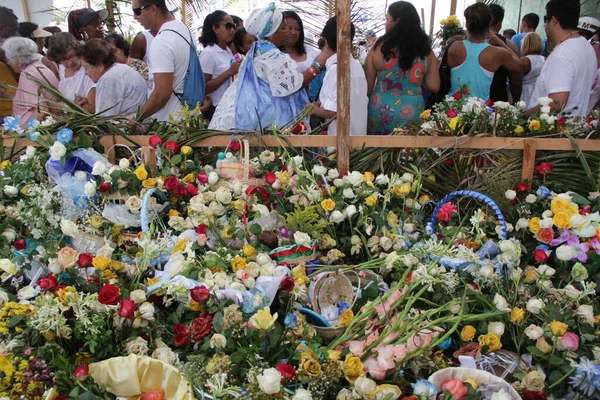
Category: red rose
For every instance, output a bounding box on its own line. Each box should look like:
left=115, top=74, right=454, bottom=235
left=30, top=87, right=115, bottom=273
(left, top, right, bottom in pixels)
left=533, top=248, right=549, bottom=263
left=98, top=182, right=111, bottom=193
left=452, top=91, right=462, bottom=101
left=557, top=116, right=566, bottom=126
left=190, top=312, right=213, bottom=342
left=38, top=275, right=58, bottom=291
left=580, top=205, right=591, bottom=215
left=276, top=363, right=296, bottom=379
left=163, top=141, right=179, bottom=153
left=173, top=184, right=187, bottom=198
left=446, top=108, right=458, bottom=117
left=437, top=202, right=457, bottom=223
left=534, top=162, right=553, bottom=176
left=462, top=87, right=470, bottom=95
left=140, top=391, right=165, bottom=400
left=118, top=299, right=136, bottom=318
left=98, top=284, right=120, bottom=305
left=77, top=253, right=93, bottom=268
left=444, top=158, right=454, bottom=166
left=190, top=286, right=210, bottom=303
left=264, top=171, right=276, bottom=184
left=292, top=122, right=307, bottom=135
left=55, top=395, right=68, bottom=400
left=173, top=324, right=190, bottom=346
left=523, top=390, right=547, bottom=400
left=196, top=171, right=208, bottom=185
left=148, top=135, right=162, bottom=147
left=279, top=276, right=295, bottom=292
left=536, top=228, right=554, bottom=244
left=13, top=239, right=26, bottom=250
left=195, top=224, right=207, bottom=234
left=228, top=140, right=241, bottom=152
left=73, top=365, right=89, bottom=379
left=164, top=176, right=179, bottom=191
left=515, top=182, right=530, bottom=193
left=186, top=184, right=198, bottom=196
left=485, top=99, right=494, bottom=107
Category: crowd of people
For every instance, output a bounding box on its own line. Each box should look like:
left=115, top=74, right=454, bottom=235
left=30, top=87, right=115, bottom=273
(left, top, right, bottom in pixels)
left=0, top=0, right=598, bottom=134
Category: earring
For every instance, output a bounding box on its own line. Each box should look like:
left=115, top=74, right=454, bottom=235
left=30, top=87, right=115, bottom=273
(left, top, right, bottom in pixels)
left=83, top=31, right=89, bottom=40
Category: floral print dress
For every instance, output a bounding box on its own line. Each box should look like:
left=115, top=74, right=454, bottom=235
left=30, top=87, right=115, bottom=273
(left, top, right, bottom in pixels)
left=367, top=56, right=427, bottom=135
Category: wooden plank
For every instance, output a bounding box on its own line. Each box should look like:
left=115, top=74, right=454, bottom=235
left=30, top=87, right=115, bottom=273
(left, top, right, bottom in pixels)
left=336, top=0, right=351, bottom=174
left=430, top=0, right=436, bottom=35
left=421, top=8, right=426, bottom=29
left=450, top=0, right=457, bottom=16
left=521, top=139, right=537, bottom=182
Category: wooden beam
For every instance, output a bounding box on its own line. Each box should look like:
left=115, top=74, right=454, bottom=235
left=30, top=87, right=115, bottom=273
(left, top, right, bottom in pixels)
left=521, top=139, right=537, bottom=182
left=20, top=0, right=30, bottom=22
left=336, top=0, right=351, bottom=174
left=450, top=0, right=457, bottom=16
left=429, top=0, right=436, bottom=35
left=421, top=8, right=426, bottom=30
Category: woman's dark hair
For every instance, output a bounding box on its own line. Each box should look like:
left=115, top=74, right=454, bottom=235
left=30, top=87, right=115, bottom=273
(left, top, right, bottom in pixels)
left=546, top=0, right=579, bottom=30
left=233, top=28, right=248, bottom=54
left=104, top=33, right=130, bottom=57
left=464, top=2, right=492, bottom=35
left=321, top=16, right=355, bottom=53
left=46, top=32, right=81, bottom=63
left=375, top=1, right=431, bottom=70
left=67, top=9, right=86, bottom=41
left=18, top=22, right=38, bottom=41
left=231, top=15, right=243, bottom=26
left=77, top=38, right=116, bottom=68
left=199, top=10, right=229, bottom=47
left=282, top=11, right=306, bottom=55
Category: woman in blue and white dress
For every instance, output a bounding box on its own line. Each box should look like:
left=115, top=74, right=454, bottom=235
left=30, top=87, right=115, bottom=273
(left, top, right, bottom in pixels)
left=209, top=3, right=332, bottom=131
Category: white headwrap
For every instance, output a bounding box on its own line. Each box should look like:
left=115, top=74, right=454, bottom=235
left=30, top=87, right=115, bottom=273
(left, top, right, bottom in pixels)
left=245, top=3, right=283, bottom=40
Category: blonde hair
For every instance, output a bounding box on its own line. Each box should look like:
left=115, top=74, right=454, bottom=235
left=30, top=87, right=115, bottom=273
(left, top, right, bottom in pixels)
left=521, top=32, right=543, bottom=56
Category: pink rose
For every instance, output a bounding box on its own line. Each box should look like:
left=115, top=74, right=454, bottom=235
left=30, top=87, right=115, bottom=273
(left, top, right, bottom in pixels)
left=392, top=344, right=408, bottom=362
left=196, top=234, right=209, bottom=246
left=442, top=378, right=468, bottom=400
left=57, top=246, right=79, bottom=268
left=437, top=202, right=457, bottom=223
left=363, top=357, right=388, bottom=380
left=559, top=332, right=579, bottom=351
left=349, top=340, right=366, bottom=357
left=235, top=270, right=249, bottom=280
left=376, top=345, right=396, bottom=370
left=407, top=329, right=439, bottom=352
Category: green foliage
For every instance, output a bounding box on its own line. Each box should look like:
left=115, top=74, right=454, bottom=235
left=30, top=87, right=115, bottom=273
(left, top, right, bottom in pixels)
left=283, top=206, right=330, bottom=239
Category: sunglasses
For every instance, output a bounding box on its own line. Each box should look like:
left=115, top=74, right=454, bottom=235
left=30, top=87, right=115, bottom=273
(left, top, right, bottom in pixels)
left=591, top=39, right=600, bottom=46
left=216, top=22, right=237, bottom=31
left=133, top=4, right=154, bottom=16
left=543, top=15, right=552, bottom=23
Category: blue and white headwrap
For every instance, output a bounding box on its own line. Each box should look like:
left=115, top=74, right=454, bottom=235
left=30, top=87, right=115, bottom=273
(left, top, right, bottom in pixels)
left=246, top=3, right=283, bottom=40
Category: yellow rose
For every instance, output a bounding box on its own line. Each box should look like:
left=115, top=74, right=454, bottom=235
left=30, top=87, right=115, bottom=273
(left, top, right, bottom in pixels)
left=551, top=198, right=568, bottom=214
left=568, top=203, right=578, bottom=214
left=461, top=325, right=476, bottom=341
left=478, top=332, right=502, bottom=352
left=393, top=182, right=411, bottom=196
left=172, top=238, right=187, bottom=253
left=387, top=211, right=399, bottom=228
left=419, top=109, right=431, bottom=120
left=189, top=299, right=203, bottom=311
left=42, top=331, right=55, bottom=341
left=142, top=178, right=157, bottom=188
left=428, top=174, right=436, bottom=182
left=365, top=195, right=377, bottom=207
left=522, top=371, right=545, bottom=391
left=419, top=194, right=430, bottom=203
left=0, top=160, right=12, bottom=170
left=523, top=270, right=537, bottom=283
left=299, top=355, right=322, bottom=378
left=181, top=145, right=192, bottom=155
left=278, top=171, right=290, bottom=187
left=57, top=286, right=78, bottom=305
left=363, top=171, right=374, bottom=182
left=338, top=309, right=354, bottom=327
left=328, top=350, right=341, bottom=361
left=89, top=215, right=104, bottom=229
left=0, top=259, right=17, bottom=275
left=511, top=307, right=525, bottom=323
left=529, top=120, right=541, bottom=131
left=168, top=209, right=180, bottom=218
left=182, top=173, right=195, bottom=184
left=535, top=337, right=553, bottom=354
left=548, top=320, right=568, bottom=336
left=448, top=15, right=457, bottom=22
left=553, top=212, right=571, bottom=229
left=109, top=260, right=125, bottom=272
left=242, top=244, right=256, bottom=257
left=222, top=226, right=235, bottom=239
left=134, top=165, right=148, bottom=180
left=231, top=200, right=245, bottom=213
left=464, top=378, right=478, bottom=389
left=249, top=306, right=277, bottom=330
left=321, top=198, right=336, bottom=211
left=528, top=217, right=541, bottom=234
left=230, top=256, right=246, bottom=272
left=102, top=269, right=116, bottom=280
left=92, top=256, right=111, bottom=271
left=20, top=184, right=31, bottom=196
left=440, top=19, right=448, bottom=25
left=513, top=125, right=525, bottom=134
left=343, top=354, right=364, bottom=384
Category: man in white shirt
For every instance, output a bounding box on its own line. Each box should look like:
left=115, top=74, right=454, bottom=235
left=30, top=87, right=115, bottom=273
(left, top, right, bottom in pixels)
left=132, top=0, right=198, bottom=121
left=526, top=0, right=596, bottom=117
left=310, top=17, right=368, bottom=136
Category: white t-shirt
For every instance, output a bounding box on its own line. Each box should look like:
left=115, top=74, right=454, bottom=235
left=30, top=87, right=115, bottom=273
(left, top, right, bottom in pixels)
left=199, top=44, right=233, bottom=105
left=318, top=54, right=368, bottom=136
left=294, top=46, right=319, bottom=74
left=147, top=19, right=192, bottom=121
left=529, top=36, right=596, bottom=116
left=58, top=65, right=95, bottom=101
left=96, top=63, right=148, bottom=117
left=589, top=69, right=600, bottom=113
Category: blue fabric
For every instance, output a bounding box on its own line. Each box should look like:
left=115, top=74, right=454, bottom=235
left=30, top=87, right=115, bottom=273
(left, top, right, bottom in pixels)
left=309, top=70, right=325, bottom=102
left=512, top=33, right=547, bottom=56
left=449, top=40, right=493, bottom=100
left=235, top=40, right=308, bottom=130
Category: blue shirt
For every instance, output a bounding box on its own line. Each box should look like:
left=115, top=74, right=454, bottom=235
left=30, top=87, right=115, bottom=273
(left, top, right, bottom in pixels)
left=512, top=32, right=547, bottom=56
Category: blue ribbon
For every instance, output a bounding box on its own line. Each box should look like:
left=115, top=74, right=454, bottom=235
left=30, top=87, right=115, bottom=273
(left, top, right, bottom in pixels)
left=140, top=189, right=167, bottom=232
left=258, top=3, right=277, bottom=39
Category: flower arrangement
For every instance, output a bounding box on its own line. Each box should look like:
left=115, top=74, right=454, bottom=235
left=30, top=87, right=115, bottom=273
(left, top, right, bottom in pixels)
left=439, top=15, right=463, bottom=45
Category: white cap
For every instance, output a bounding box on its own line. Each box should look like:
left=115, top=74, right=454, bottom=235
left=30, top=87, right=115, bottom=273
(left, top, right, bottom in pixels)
left=577, top=17, right=600, bottom=34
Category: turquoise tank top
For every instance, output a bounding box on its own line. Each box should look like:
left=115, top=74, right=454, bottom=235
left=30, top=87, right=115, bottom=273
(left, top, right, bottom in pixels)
left=450, top=40, right=494, bottom=100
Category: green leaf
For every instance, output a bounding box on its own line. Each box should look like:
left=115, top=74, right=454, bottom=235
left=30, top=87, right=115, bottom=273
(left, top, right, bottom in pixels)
left=249, top=223, right=262, bottom=235
left=526, top=345, right=546, bottom=358
left=171, top=154, right=182, bottom=165
left=549, top=354, right=564, bottom=365
left=213, top=312, right=224, bottom=332
left=8, top=314, right=24, bottom=328
left=236, top=229, right=246, bottom=239
left=79, top=391, right=99, bottom=400
left=230, top=352, right=244, bottom=363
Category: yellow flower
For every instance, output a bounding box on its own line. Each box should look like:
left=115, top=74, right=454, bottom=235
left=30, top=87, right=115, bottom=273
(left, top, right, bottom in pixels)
left=0, top=160, right=12, bottom=170
left=363, top=171, right=375, bottom=182
left=338, top=309, right=354, bottom=327
left=102, top=269, right=116, bottom=280
left=419, top=194, right=430, bottom=203
left=142, top=178, right=157, bottom=188
left=182, top=173, right=195, bottom=184
left=513, top=125, right=525, bottom=134
left=189, top=299, right=203, bottom=311
left=478, top=332, right=502, bottom=352
left=393, top=182, right=411, bottom=196
left=231, top=199, right=245, bottom=213
left=447, top=116, right=463, bottom=133
left=551, top=198, right=569, bottom=214
left=89, top=215, right=104, bottom=229
left=419, top=109, right=431, bottom=120
left=548, top=320, right=568, bottom=336
left=428, top=174, right=436, bottom=182
left=147, top=277, right=160, bottom=286
left=42, top=331, right=55, bottom=341
left=172, top=238, right=187, bottom=253
left=511, top=307, right=525, bottom=323
left=20, top=184, right=31, bottom=196
left=109, top=260, right=125, bottom=272
left=168, top=209, right=180, bottom=218
left=343, top=354, right=364, bottom=384
left=448, top=15, right=457, bottom=22
left=387, top=211, right=399, bottom=228
left=535, top=337, right=553, bottom=354
left=278, top=171, right=290, bottom=187
left=553, top=212, right=572, bottom=229
left=292, top=264, right=307, bottom=285
left=461, top=325, right=476, bottom=341
left=181, top=145, right=192, bottom=155
left=464, top=378, right=478, bottom=389
left=249, top=306, right=278, bottom=330
left=242, top=244, right=256, bottom=257
left=57, top=286, right=78, bottom=305
left=92, top=256, right=111, bottom=271
left=523, top=270, right=537, bottom=283
left=321, top=198, right=336, bottom=211
left=0, top=259, right=18, bottom=275
left=529, top=120, right=541, bottom=131
left=365, top=195, right=377, bottom=207
left=230, top=256, right=246, bottom=272
left=440, top=18, right=448, bottom=25
left=134, top=165, right=148, bottom=180
left=328, top=350, right=341, bottom=361
left=222, top=226, right=235, bottom=239
left=299, top=354, right=322, bottom=378
left=528, top=217, right=541, bottom=234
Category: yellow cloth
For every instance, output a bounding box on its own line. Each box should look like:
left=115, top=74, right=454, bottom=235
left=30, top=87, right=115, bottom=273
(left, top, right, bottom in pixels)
left=0, top=61, right=17, bottom=117
left=88, top=354, right=195, bottom=400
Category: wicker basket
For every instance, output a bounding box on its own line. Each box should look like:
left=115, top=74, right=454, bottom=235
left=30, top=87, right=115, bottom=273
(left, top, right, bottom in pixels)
left=218, top=139, right=264, bottom=187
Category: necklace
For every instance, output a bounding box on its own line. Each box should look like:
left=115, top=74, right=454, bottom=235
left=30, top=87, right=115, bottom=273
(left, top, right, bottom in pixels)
left=558, top=31, right=578, bottom=45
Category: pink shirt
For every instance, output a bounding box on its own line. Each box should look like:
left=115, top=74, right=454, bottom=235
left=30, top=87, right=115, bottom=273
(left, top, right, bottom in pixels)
left=13, top=60, right=59, bottom=128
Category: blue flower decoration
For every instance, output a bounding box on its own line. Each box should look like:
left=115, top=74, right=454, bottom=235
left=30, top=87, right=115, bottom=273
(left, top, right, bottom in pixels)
left=412, top=380, right=438, bottom=398
left=337, top=301, right=351, bottom=315
left=28, top=131, right=40, bottom=141
left=284, top=312, right=298, bottom=328
left=73, top=195, right=88, bottom=209
left=2, top=116, right=21, bottom=132
left=56, top=128, right=74, bottom=144
left=26, top=118, right=39, bottom=130
left=536, top=186, right=551, bottom=199
left=437, top=336, right=453, bottom=350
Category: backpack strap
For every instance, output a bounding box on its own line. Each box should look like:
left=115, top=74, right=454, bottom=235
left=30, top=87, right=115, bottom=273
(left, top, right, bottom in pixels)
left=159, top=28, right=195, bottom=101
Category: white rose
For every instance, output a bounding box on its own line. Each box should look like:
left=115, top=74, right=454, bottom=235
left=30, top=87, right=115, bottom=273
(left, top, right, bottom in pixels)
left=524, top=324, right=544, bottom=340
left=329, top=210, right=345, bottom=224
left=312, top=165, right=327, bottom=176
left=375, top=174, right=390, bottom=186
left=333, top=178, right=344, bottom=187
left=347, top=171, right=363, bottom=186
left=125, top=196, right=142, bottom=213
left=353, top=377, right=378, bottom=398
left=538, top=97, right=552, bottom=107
left=130, top=289, right=146, bottom=304
left=342, top=188, right=355, bottom=199
left=505, top=190, right=517, bottom=200
left=539, top=217, right=554, bottom=229
left=214, top=272, right=230, bottom=288
left=539, top=113, right=549, bottom=121
left=537, top=264, right=555, bottom=277
left=563, top=284, right=580, bottom=299
left=576, top=304, right=595, bottom=325
left=345, top=204, right=357, bottom=219
left=404, top=223, right=415, bottom=233
left=540, top=105, right=551, bottom=114
left=152, top=346, right=179, bottom=365
left=479, top=264, right=495, bottom=279
left=294, top=231, right=312, bottom=247
left=230, top=281, right=246, bottom=291
left=84, top=181, right=96, bottom=197
left=525, top=194, right=537, bottom=204
left=570, top=214, right=586, bottom=229
left=328, top=168, right=339, bottom=179
left=292, top=389, right=313, bottom=400
left=556, top=245, right=575, bottom=261
left=257, top=368, right=282, bottom=394
left=48, top=259, right=63, bottom=275
left=526, top=298, right=544, bottom=314
left=208, top=171, right=219, bottom=185
left=75, top=171, right=87, bottom=181
left=17, top=286, right=38, bottom=301
left=542, top=210, right=553, bottom=219
left=380, top=236, right=393, bottom=251
left=138, top=302, right=155, bottom=321
left=256, top=253, right=272, bottom=266
left=60, top=220, right=79, bottom=237
left=49, top=141, right=66, bottom=160
left=1, top=229, right=16, bottom=242
left=516, top=100, right=527, bottom=109
left=292, top=155, right=303, bottom=168
left=245, top=262, right=260, bottom=278
left=491, top=389, right=511, bottom=400
left=3, top=185, right=18, bottom=197
left=215, top=187, right=232, bottom=204
left=259, top=150, right=276, bottom=163
left=401, top=172, right=414, bottom=183
left=253, top=204, right=269, bottom=217
left=25, top=146, right=36, bottom=158
left=510, top=267, right=523, bottom=281
left=91, top=160, right=108, bottom=175
left=210, top=333, right=227, bottom=349
left=125, top=337, right=149, bottom=355
left=494, top=294, right=511, bottom=312
left=208, top=201, right=225, bottom=216
left=516, top=218, right=529, bottom=231
left=546, top=116, right=556, bottom=125
left=488, top=321, right=505, bottom=337
left=118, top=158, right=130, bottom=169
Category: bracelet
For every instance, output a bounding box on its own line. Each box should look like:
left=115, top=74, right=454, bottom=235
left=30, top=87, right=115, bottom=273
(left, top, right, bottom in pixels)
left=311, top=61, right=325, bottom=73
